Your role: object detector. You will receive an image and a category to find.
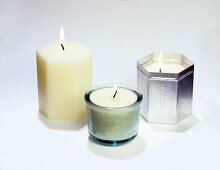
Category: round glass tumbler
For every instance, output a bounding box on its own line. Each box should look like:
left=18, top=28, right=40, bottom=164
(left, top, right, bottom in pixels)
left=84, top=84, right=143, bottom=146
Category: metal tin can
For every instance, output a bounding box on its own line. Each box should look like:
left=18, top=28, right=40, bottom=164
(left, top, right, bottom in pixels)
left=137, top=53, right=194, bottom=124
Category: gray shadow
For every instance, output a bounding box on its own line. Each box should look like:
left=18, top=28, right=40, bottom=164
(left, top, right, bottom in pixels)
left=87, top=135, right=146, bottom=159
left=38, top=111, right=87, bottom=130
left=143, top=115, right=199, bottom=132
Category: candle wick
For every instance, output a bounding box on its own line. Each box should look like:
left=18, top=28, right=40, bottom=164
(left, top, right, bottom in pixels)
left=159, top=68, right=162, bottom=73
left=113, top=90, right=117, bottom=98
left=61, top=44, right=65, bottom=50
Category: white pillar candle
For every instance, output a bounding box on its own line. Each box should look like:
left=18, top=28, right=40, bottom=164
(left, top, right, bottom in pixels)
left=37, top=27, right=92, bottom=120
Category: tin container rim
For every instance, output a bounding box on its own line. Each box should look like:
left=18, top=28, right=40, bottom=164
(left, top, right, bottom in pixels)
left=137, top=52, right=194, bottom=79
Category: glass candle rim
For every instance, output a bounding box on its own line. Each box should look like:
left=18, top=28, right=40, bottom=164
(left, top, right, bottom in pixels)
left=84, top=84, right=143, bottom=110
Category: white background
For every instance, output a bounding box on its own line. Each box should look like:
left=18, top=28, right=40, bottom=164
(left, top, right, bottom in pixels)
left=0, top=0, right=220, bottom=169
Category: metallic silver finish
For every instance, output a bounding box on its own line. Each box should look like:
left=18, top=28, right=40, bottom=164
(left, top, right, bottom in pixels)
left=137, top=53, right=194, bottom=124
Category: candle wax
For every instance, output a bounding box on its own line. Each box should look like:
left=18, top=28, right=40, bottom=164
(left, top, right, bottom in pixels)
left=145, top=62, right=185, bottom=73
left=37, top=41, right=92, bottom=120
left=90, top=87, right=137, bottom=108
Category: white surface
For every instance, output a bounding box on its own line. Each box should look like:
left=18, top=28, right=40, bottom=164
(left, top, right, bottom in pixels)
left=0, top=0, right=220, bottom=170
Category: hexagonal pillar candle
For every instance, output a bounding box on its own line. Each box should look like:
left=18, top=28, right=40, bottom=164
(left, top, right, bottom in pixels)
left=37, top=41, right=92, bottom=120
left=137, top=53, right=194, bottom=124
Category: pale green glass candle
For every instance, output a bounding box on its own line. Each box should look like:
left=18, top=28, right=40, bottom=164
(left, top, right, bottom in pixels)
left=84, top=84, right=142, bottom=146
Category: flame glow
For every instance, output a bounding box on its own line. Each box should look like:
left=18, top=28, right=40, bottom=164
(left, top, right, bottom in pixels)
left=159, top=51, right=163, bottom=69
left=60, top=26, right=65, bottom=45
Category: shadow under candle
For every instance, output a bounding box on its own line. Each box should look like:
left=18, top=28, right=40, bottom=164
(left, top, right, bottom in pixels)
left=87, top=135, right=146, bottom=159
left=143, top=115, right=199, bottom=133
left=38, top=111, right=87, bottom=130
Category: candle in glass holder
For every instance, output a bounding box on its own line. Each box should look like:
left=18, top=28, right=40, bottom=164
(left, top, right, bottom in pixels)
left=84, top=84, right=142, bottom=146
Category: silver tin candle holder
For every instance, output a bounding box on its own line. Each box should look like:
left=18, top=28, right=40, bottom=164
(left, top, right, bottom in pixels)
left=84, top=84, right=143, bottom=146
left=137, top=53, right=194, bottom=124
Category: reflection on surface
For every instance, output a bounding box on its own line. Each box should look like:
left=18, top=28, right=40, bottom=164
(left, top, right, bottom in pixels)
left=38, top=111, right=87, bottom=130
left=87, top=135, right=146, bottom=159
left=144, top=115, right=199, bottom=132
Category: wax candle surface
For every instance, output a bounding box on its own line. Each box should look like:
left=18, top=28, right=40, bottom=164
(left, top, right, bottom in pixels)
left=90, top=87, right=137, bottom=108
left=37, top=41, right=92, bottom=120
left=144, top=62, right=185, bottom=73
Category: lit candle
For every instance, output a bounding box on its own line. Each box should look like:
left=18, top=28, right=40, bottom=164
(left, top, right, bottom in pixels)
left=85, top=84, right=142, bottom=146
left=36, top=27, right=92, bottom=120
left=137, top=52, right=194, bottom=124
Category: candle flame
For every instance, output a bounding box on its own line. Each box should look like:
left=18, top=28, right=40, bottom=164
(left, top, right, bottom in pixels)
left=159, top=51, right=163, bottom=72
left=113, top=84, right=118, bottom=98
left=60, top=26, right=65, bottom=45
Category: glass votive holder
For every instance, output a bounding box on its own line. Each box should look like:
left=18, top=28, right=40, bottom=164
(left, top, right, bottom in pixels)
left=84, top=84, right=143, bottom=146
